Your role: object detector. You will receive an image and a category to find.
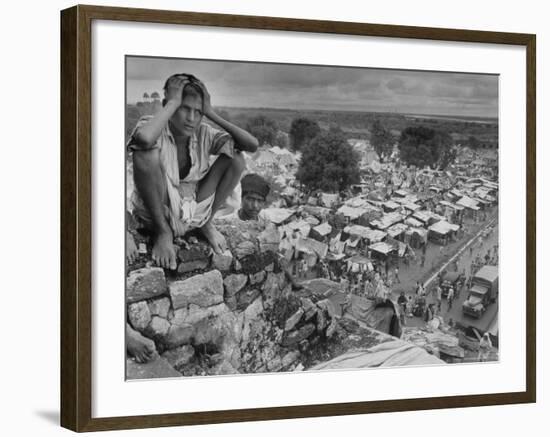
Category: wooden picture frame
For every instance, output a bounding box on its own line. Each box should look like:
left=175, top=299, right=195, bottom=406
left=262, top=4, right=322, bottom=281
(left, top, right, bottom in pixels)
left=60, top=4, right=536, bottom=432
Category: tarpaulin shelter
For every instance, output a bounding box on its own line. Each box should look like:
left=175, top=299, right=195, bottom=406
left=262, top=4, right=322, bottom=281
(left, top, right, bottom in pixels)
left=320, top=192, right=339, bottom=208
left=345, top=225, right=387, bottom=244
left=428, top=220, right=460, bottom=245
left=296, top=237, right=328, bottom=259
left=456, top=196, right=480, bottom=211
left=405, top=227, right=428, bottom=249
left=313, top=222, right=332, bottom=237
left=387, top=223, right=409, bottom=239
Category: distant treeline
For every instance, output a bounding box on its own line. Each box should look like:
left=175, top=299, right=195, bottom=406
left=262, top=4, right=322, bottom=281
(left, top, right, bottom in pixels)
left=125, top=101, right=498, bottom=147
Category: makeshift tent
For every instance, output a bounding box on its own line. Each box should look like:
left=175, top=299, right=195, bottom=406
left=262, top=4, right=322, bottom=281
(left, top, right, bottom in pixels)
left=387, top=223, right=409, bottom=239
left=346, top=254, right=374, bottom=272
left=313, top=222, right=332, bottom=237
left=394, top=189, right=409, bottom=197
left=305, top=216, right=320, bottom=226
left=405, top=227, right=428, bottom=248
left=287, top=219, right=312, bottom=237
left=320, top=192, right=339, bottom=208
left=337, top=205, right=364, bottom=221
left=296, top=237, right=328, bottom=259
left=345, top=225, right=387, bottom=243
left=402, top=202, right=421, bottom=212
left=456, top=196, right=480, bottom=210
left=405, top=217, right=424, bottom=228
left=382, top=200, right=401, bottom=212
left=429, top=220, right=460, bottom=235
left=439, top=200, right=464, bottom=211
left=370, top=211, right=403, bottom=230
left=369, top=241, right=395, bottom=256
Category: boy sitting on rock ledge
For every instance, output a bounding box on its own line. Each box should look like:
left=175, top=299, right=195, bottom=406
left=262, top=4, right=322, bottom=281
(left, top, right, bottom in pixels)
left=127, top=73, right=258, bottom=269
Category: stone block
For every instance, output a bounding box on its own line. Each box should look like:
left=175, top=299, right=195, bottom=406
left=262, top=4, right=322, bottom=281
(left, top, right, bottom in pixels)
left=164, top=323, right=194, bottom=349
left=301, top=297, right=317, bottom=321
left=262, top=272, right=286, bottom=303
left=169, top=270, right=223, bottom=309
left=223, top=274, right=248, bottom=296
left=148, top=297, right=171, bottom=319
left=267, top=356, right=283, bottom=372
left=177, top=242, right=210, bottom=262
left=209, top=360, right=239, bottom=376
left=236, top=289, right=261, bottom=311
left=212, top=250, right=233, bottom=271
left=284, top=308, right=304, bottom=332
left=258, top=226, right=280, bottom=254
left=177, top=259, right=209, bottom=274
left=161, top=345, right=195, bottom=368
left=128, top=301, right=151, bottom=332
left=316, top=308, right=328, bottom=332
left=326, top=319, right=338, bottom=338
left=126, top=357, right=181, bottom=380
left=281, top=350, right=300, bottom=368
left=145, top=316, right=171, bottom=339
left=126, top=267, right=167, bottom=304
left=281, top=323, right=315, bottom=347
left=249, top=270, right=266, bottom=285
left=316, top=299, right=337, bottom=319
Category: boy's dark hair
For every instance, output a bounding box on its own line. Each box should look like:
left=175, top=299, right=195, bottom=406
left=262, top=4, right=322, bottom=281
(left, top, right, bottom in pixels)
left=162, top=73, right=203, bottom=106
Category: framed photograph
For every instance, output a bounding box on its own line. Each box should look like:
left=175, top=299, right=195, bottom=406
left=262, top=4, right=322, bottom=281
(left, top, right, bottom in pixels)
left=60, top=4, right=536, bottom=432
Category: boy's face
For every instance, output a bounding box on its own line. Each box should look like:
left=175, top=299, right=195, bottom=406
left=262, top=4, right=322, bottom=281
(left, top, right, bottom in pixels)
left=241, top=192, right=265, bottom=220
left=170, top=93, right=203, bottom=136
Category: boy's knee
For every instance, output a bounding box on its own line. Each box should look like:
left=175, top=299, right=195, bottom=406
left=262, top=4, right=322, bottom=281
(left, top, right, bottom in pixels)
left=133, top=148, right=160, bottom=172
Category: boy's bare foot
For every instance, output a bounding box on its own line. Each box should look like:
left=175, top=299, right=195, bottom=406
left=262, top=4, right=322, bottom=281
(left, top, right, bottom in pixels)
left=126, top=231, right=139, bottom=265
left=200, top=221, right=227, bottom=254
left=152, top=231, right=177, bottom=270
left=126, top=323, right=157, bottom=363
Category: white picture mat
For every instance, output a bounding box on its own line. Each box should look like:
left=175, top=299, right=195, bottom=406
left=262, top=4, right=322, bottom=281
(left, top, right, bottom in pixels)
left=92, top=19, right=526, bottom=418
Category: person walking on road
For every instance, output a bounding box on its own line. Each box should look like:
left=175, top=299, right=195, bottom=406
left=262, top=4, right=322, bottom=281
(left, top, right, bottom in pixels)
left=435, top=285, right=442, bottom=313
left=394, top=267, right=400, bottom=284
left=447, top=286, right=455, bottom=311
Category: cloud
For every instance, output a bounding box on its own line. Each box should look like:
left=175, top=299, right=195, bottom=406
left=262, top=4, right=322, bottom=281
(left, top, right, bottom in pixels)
left=126, top=56, right=498, bottom=117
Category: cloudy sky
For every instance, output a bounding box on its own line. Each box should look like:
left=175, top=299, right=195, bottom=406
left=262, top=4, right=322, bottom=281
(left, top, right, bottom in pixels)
left=126, top=56, right=498, bottom=118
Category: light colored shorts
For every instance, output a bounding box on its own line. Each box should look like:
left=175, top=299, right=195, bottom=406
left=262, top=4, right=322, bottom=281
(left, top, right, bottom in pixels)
left=132, top=181, right=215, bottom=236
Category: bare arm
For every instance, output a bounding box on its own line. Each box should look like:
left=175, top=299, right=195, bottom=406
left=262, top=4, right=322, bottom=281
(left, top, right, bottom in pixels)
left=207, top=111, right=259, bottom=153
left=131, top=76, right=189, bottom=149
left=196, top=80, right=259, bottom=153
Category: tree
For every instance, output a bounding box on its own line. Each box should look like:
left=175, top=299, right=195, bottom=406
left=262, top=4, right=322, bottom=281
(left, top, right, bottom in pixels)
left=245, top=115, right=278, bottom=147
left=370, top=119, right=394, bottom=162
left=398, top=126, right=454, bottom=169
left=437, top=139, right=458, bottom=170
left=296, top=127, right=360, bottom=192
left=289, top=117, right=321, bottom=151
left=150, top=91, right=160, bottom=101
left=273, top=131, right=290, bottom=149
left=142, top=92, right=149, bottom=102
left=466, top=135, right=481, bottom=149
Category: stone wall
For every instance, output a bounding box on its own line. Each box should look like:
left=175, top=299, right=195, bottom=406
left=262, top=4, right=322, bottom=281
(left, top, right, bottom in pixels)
left=126, top=220, right=340, bottom=378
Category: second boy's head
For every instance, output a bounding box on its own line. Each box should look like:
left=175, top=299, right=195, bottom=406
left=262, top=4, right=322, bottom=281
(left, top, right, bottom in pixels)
left=240, top=174, right=270, bottom=221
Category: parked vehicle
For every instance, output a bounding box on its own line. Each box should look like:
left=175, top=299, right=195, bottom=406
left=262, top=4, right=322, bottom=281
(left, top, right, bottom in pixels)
left=462, top=265, right=498, bottom=318
left=439, top=271, right=465, bottom=298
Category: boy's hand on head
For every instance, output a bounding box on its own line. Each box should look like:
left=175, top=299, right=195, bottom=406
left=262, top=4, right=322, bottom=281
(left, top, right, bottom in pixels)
left=194, top=79, right=213, bottom=117
left=164, top=75, right=190, bottom=106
